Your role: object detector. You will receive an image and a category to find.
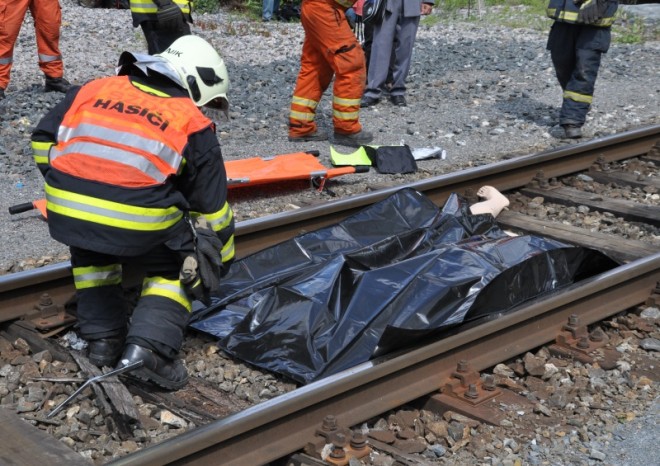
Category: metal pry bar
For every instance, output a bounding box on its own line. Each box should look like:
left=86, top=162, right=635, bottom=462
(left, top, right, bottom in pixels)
left=46, top=360, right=143, bottom=419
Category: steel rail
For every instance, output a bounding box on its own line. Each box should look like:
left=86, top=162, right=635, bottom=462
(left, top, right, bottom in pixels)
left=1, top=125, right=657, bottom=322
left=108, top=253, right=659, bottom=466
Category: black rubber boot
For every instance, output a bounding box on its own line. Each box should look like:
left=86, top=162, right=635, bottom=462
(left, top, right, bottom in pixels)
left=116, top=344, right=188, bottom=390
left=88, top=336, right=125, bottom=367
left=333, top=130, right=374, bottom=147
left=44, top=76, right=71, bottom=93
left=562, top=125, right=582, bottom=139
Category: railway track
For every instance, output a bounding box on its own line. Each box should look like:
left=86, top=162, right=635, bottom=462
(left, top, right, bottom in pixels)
left=0, top=125, right=658, bottom=465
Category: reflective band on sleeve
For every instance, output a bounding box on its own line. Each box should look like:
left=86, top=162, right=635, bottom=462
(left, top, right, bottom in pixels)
left=204, top=203, right=233, bottom=232
left=31, top=140, right=53, bottom=165
left=45, top=183, right=183, bottom=231
left=564, top=90, right=593, bottom=104
left=221, top=235, right=235, bottom=263
left=141, top=277, right=192, bottom=312
left=73, top=264, right=122, bottom=289
left=130, top=0, right=190, bottom=14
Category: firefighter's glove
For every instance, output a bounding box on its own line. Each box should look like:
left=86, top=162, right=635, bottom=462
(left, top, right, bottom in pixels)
left=194, top=228, right=224, bottom=299
left=155, top=0, right=185, bottom=32
left=576, top=0, right=601, bottom=24
left=179, top=255, right=207, bottom=304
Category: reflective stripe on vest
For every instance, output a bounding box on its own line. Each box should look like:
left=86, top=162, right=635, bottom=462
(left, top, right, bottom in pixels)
left=51, top=76, right=209, bottom=189
left=141, top=276, right=192, bottom=312
left=45, top=183, right=183, bottom=231
left=73, top=264, right=122, bottom=290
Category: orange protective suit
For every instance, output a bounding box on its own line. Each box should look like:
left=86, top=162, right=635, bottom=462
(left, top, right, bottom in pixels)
left=0, top=0, right=64, bottom=90
left=289, top=0, right=366, bottom=138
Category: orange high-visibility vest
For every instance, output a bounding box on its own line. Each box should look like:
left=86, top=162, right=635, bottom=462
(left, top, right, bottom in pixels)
left=50, top=76, right=210, bottom=188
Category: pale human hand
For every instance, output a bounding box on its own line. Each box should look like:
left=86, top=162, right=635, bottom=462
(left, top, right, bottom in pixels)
left=421, top=3, right=433, bottom=15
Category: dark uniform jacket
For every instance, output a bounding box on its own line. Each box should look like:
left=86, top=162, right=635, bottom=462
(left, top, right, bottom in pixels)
left=547, top=0, right=618, bottom=27
left=31, top=74, right=235, bottom=262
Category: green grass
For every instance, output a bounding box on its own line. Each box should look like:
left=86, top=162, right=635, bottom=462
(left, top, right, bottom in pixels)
left=198, top=0, right=658, bottom=44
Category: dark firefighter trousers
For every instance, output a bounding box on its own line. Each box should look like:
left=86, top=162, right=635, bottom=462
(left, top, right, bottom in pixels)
left=70, top=245, right=192, bottom=360
left=547, top=22, right=611, bottom=127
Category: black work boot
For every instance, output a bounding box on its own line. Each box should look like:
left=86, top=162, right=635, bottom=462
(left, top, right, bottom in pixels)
left=88, top=336, right=125, bottom=367
left=333, top=130, right=374, bottom=148
left=562, top=124, right=582, bottom=139
left=116, top=344, right=188, bottom=390
left=44, top=76, right=71, bottom=93
left=0, top=87, right=5, bottom=100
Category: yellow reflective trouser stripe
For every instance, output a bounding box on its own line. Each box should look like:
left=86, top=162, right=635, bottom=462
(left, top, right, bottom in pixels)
left=333, top=96, right=361, bottom=107
left=205, top=203, right=233, bottom=232
left=141, top=277, right=192, bottom=312
left=32, top=140, right=53, bottom=165
left=73, top=264, right=122, bottom=290
left=45, top=183, right=183, bottom=231
left=564, top=90, right=592, bottom=104
left=222, top=235, right=235, bottom=263
left=291, top=96, right=318, bottom=109
left=290, top=110, right=315, bottom=121
left=333, top=109, right=359, bottom=120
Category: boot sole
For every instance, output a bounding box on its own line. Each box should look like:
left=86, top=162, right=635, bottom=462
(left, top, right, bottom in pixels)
left=127, top=366, right=188, bottom=391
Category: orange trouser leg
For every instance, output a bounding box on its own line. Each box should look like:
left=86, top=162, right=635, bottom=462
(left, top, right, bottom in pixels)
left=289, top=35, right=334, bottom=137
left=30, top=0, right=64, bottom=79
left=0, top=0, right=31, bottom=89
left=289, top=0, right=365, bottom=137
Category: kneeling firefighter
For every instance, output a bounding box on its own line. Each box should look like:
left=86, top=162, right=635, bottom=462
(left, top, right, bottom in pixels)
left=31, top=36, right=235, bottom=390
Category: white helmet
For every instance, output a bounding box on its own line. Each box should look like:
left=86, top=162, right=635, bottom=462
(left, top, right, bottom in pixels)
left=156, top=36, right=230, bottom=114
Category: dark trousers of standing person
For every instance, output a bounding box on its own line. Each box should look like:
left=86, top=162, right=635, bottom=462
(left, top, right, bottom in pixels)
left=362, top=21, right=395, bottom=89
left=140, top=21, right=191, bottom=55
left=547, top=22, right=611, bottom=128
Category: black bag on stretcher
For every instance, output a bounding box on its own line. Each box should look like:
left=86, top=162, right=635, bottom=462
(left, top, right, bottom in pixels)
left=363, top=145, right=418, bottom=174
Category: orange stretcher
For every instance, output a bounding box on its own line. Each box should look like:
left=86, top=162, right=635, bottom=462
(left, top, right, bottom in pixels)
left=226, top=151, right=368, bottom=189
left=9, top=151, right=369, bottom=219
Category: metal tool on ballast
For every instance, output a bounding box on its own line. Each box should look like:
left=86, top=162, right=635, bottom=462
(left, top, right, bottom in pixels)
left=46, top=360, right=143, bottom=418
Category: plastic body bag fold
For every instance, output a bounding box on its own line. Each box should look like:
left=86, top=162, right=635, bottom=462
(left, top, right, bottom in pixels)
left=191, top=189, right=617, bottom=384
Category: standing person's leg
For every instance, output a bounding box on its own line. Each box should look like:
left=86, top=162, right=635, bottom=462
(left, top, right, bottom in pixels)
left=262, top=0, right=274, bottom=21
left=547, top=22, right=577, bottom=91
left=30, top=0, right=69, bottom=92
left=0, top=0, right=30, bottom=94
left=558, top=26, right=610, bottom=136
left=289, top=1, right=333, bottom=141
left=362, top=0, right=401, bottom=105
left=388, top=14, right=419, bottom=105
